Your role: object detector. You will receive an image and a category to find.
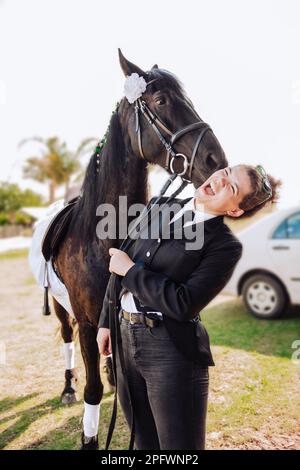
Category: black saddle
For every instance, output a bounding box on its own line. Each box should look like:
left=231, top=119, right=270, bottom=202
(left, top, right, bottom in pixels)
left=42, top=196, right=79, bottom=262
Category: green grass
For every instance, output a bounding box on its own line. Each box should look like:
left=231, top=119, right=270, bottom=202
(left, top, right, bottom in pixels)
left=0, top=393, right=129, bottom=450
left=203, top=299, right=300, bottom=358
left=1, top=299, right=299, bottom=450
left=202, top=300, right=300, bottom=445
left=0, top=249, right=29, bottom=261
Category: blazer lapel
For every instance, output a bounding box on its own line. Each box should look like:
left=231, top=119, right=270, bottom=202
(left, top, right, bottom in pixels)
left=159, top=197, right=191, bottom=239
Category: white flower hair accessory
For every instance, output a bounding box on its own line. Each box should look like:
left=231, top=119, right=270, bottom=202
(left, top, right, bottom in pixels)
left=124, top=72, right=147, bottom=104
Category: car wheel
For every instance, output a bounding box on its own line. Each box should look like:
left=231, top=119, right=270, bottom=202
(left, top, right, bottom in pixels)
left=241, top=274, right=287, bottom=319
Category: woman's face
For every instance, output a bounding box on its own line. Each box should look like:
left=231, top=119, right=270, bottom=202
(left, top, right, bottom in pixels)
left=194, top=165, right=252, bottom=217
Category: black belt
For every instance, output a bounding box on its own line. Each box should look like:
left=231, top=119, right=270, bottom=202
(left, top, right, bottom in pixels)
left=121, top=309, right=162, bottom=328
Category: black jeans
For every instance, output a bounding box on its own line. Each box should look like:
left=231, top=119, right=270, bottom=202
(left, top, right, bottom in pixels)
left=116, top=313, right=209, bottom=450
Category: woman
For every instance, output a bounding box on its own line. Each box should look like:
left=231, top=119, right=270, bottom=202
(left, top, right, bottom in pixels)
left=97, top=164, right=280, bottom=450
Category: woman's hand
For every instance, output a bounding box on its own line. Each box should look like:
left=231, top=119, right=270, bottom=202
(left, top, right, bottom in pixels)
left=108, top=248, right=135, bottom=276
left=97, top=327, right=112, bottom=356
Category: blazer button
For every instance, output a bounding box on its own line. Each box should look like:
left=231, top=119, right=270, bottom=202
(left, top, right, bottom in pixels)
left=157, top=238, right=161, bottom=243
left=146, top=251, right=151, bottom=257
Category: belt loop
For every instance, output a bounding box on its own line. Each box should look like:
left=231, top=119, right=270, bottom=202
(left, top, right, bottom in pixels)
left=140, top=313, right=146, bottom=326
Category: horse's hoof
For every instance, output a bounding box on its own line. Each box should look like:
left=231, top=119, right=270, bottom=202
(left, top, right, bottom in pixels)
left=81, top=432, right=99, bottom=450
left=61, top=392, right=78, bottom=405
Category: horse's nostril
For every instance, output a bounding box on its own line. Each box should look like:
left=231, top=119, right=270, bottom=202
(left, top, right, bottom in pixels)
left=205, top=153, right=219, bottom=170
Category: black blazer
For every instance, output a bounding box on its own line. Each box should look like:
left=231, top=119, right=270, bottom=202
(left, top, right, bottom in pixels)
left=98, top=196, right=243, bottom=366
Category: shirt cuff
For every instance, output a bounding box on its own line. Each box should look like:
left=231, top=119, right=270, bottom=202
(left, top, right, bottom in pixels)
left=121, top=261, right=146, bottom=293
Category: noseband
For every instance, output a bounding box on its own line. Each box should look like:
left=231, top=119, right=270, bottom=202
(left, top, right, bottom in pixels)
left=134, top=97, right=211, bottom=182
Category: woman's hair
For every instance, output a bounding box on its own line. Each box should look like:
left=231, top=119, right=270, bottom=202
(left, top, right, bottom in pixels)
left=237, top=165, right=282, bottom=218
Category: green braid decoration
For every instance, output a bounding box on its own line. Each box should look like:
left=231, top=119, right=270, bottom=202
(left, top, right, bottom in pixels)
left=94, top=102, right=120, bottom=173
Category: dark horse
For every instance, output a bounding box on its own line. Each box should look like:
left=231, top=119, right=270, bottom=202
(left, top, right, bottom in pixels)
left=53, top=50, right=227, bottom=449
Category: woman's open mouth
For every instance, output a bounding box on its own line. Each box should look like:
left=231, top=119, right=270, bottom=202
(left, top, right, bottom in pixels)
left=202, top=181, right=216, bottom=196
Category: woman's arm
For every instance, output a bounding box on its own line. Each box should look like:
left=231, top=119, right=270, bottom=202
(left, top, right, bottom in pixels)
left=98, top=196, right=159, bottom=329
left=121, top=240, right=243, bottom=322
left=98, top=275, right=111, bottom=329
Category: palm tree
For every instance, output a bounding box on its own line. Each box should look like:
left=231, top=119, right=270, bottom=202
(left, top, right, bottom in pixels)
left=20, top=137, right=97, bottom=203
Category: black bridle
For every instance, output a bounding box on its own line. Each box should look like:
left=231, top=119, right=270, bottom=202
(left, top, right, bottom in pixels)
left=134, top=96, right=212, bottom=182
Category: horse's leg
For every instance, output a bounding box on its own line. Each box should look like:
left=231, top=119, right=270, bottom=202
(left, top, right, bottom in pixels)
left=78, top=320, right=103, bottom=450
left=53, top=297, right=79, bottom=404
left=100, top=354, right=115, bottom=393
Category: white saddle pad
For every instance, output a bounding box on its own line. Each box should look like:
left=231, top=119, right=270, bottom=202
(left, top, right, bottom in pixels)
left=28, top=199, right=74, bottom=317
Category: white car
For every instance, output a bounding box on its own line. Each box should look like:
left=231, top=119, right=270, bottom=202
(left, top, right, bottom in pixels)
left=224, top=206, right=300, bottom=319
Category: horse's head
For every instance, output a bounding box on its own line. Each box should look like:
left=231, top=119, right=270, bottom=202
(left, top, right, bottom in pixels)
left=118, top=49, right=228, bottom=187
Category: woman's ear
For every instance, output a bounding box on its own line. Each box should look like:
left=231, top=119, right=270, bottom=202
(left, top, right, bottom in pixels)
left=226, top=207, right=244, bottom=218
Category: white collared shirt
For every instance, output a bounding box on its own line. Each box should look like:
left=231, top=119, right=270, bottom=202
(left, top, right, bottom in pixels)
left=121, top=198, right=216, bottom=315
left=169, top=197, right=216, bottom=227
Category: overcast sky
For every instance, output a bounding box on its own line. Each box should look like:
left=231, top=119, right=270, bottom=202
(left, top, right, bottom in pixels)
left=0, top=0, right=299, bottom=207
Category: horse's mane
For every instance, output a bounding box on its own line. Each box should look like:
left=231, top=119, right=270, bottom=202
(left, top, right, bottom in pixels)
left=147, top=68, right=197, bottom=114
left=72, top=108, right=128, bottom=240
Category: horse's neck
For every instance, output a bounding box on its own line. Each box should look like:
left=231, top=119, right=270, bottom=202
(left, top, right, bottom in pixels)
left=116, top=101, right=148, bottom=206
left=112, top=152, right=148, bottom=249
left=73, top=107, right=148, bottom=247
left=112, top=110, right=148, bottom=221
left=81, top=154, right=147, bottom=247
left=124, top=152, right=148, bottom=207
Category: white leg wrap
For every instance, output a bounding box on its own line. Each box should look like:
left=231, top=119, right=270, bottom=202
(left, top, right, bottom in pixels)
left=83, top=402, right=100, bottom=438
left=62, top=342, right=75, bottom=370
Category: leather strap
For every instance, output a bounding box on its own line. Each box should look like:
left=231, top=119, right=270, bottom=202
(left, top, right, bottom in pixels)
left=105, top=282, right=135, bottom=451
left=187, top=126, right=211, bottom=180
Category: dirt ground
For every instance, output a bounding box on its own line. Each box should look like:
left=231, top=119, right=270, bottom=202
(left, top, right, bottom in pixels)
left=0, top=255, right=300, bottom=450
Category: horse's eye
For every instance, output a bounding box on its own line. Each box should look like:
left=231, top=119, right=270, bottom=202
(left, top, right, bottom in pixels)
left=155, top=97, right=166, bottom=105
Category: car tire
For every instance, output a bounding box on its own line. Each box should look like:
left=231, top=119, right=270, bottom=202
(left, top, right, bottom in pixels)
left=241, top=273, right=287, bottom=319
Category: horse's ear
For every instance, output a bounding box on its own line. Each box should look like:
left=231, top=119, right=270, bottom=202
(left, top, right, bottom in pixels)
left=151, top=64, right=159, bottom=70
left=118, top=48, right=146, bottom=77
